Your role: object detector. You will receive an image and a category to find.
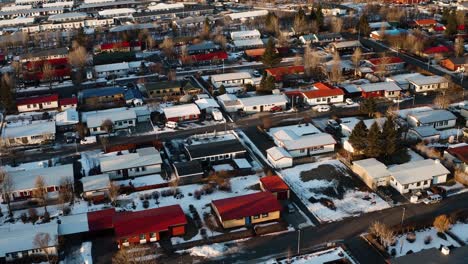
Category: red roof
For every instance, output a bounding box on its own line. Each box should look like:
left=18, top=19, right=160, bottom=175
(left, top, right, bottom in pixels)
left=368, top=57, right=404, bottom=66
left=302, top=82, right=344, bottom=99
left=87, top=208, right=115, bottom=231
left=266, top=66, right=305, bottom=81
left=59, top=97, right=78, bottom=106
left=415, top=19, right=437, bottom=26
left=212, top=192, right=282, bottom=221
left=100, top=41, right=131, bottom=50
left=423, top=46, right=452, bottom=54
left=446, top=145, right=468, bottom=163
left=188, top=51, right=228, bottom=62
left=433, top=26, right=446, bottom=32
left=16, top=94, right=59, bottom=106
left=260, top=176, right=289, bottom=193
left=245, top=48, right=266, bottom=57
left=113, top=205, right=187, bottom=239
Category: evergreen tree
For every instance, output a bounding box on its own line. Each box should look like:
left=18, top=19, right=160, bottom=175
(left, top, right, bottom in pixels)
left=348, top=120, right=368, bottom=153
left=365, top=122, right=383, bottom=158
left=381, top=116, right=399, bottom=157
left=257, top=73, right=275, bottom=94
left=361, top=98, right=377, bottom=117
left=445, top=12, right=458, bottom=36
left=310, top=8, right=317, bottom=21
left=0, top=74, right=15, bottom=112
left=316, top=5, right=324, bottom=30
left=261, top=37, right=281, bottom=67
left=294, top=8, right=308, bottom=35
left=357, top=14, right=371, bottom=37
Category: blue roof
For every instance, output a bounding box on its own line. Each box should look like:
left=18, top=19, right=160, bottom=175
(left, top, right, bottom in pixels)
left=124, top=88, right=143, bottom=100
left=81, top=87, right=125, bottom=99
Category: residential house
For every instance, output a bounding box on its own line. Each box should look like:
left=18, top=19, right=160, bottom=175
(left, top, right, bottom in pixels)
left=359, top=82, right=401, bottom=98
left=388, top=159, right=449, bottom=194
left=407, top=109, right=457, bottom=129
left=385, top=73, right=425, bottom=90
left=0, top=223, right=58, bottom=262
left=172, top=160, right=205, bottom=184
left=407, top=126, right=441, bottom=143
left=99, top=147, right=162, bottom=180
left=81, top=86, right=125, bottom=106
left=4, top=164, right=74, bottom=202
left=1, top=120, right=56, bottom=146
left=340, top=117, right=387, bottom=137
left=366, top=57, right=405, bottom=74
left=59, top=97, right=78, bottom=110
left=330, top=40, right=361, bottom=55
left=302, top=82, right=345, bottom=106
left=244, top=48, right=267, bottom=61
left=216, top=93, right=243, bottom=113
left=94, top=61, right=142, bottom=79
left=97, top=41, right=141, bottom=53
left=211, top=192, right=282, bottom=229
left=186, top=41, right=219, bottom=55
left=144, top=81, right=182, bottom=99
left=83, top=108, right=137, bottom=135
left=20, top=47, right=68, bottom=63
left=163, top=103, right=201, bottom=123
left=97, top=8, right=136, bottom=18
left=230, top=30, right=261, bottom=41
left=352, top=158, right=391, bottom=190
left=55, top=108, right=79, bottom=132
left=181, top=51, right=228, bottom=65
left=81, top=174, right=111, bottom=202
left=113, top=205, right=187, bottom=248
left=414, top=19, right=438, bottom=29
left=226, top=10, right=268, bottom=22
left=300, top=33, right=343, bottom=44
left=238, top=94, right=288, bottom=113
left=421, top=46, right=452, bottom=58
left=444, top=145, right=468, bottom=173
left=266, top=146, right=293, bottom=169
left=185, top=139, right=246, bottom=163
left=265, top=66, right=304, bottom=82
left=440, top=57, right=468, bottom=71
left=16, top=94, right=59, bottom=112
left=408, top=75, right=449, bottom=93
left=259, top=175, right=290, bottom=200
left=210, top=72, right=253, bottom=91
left=370, top=29, right=406, bottom=41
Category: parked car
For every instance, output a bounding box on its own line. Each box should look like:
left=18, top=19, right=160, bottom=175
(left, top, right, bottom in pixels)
left=345, top=98, right=354, bottom=105
left=422, top=194, right=442, bottom=204
left=313, top=105, right=331, bottom=112
left=80, top=136, right=97, bottom=145
left=269, top=106, right=283, bottom=112
left=327, top=119, right=340, bottom=130
left=166, top=121, right=178, bottom=129
left=252, top=70, right=261, bottom=77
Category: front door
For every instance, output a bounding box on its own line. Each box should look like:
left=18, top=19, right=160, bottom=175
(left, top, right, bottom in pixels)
left=123, top=169, right=129, bottom=178
left=245, top=216, right=251, bottom=225
left=260, top=105, right=264, bottom=112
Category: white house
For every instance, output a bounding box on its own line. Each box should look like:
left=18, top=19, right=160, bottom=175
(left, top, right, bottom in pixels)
left=94, top=61, right=142, bottom=79
left=266, top=146, right=293, bottom=169
left=162, top=103, right=201, bottom=123
left=238, top=94, right=288, bottom=113
left=302, top=82, right=345, bottom=106
left=386, top=73, right=425, bottom=90
left=408, top=75, right=449, bottom=93
left=99, top=147, right=162, bottom=180
left=98, top=8, right=135, bottom=18
left=81, top=173, right=111, bottom=200
left=1, top=120, right=56, bottom=146
left=352, top=158, right=391, bottom=190
left=83, top=108, right=137, bottom=135
left=216, top=93, right=242, bottom=113
left=210, top=72, right=253, bottom=89
left=407, top=109, right=457, bottom=130
left=388, top=159, right=449, bottom=194
left=0, top=223, right=58, bottom=262
left=226, top=10, right=268, bottom=22
left=16, top=94, right=59, bottom=113
left=230, top=30, right=261, bottom=41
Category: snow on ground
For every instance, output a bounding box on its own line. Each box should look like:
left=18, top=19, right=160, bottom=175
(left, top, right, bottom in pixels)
left=80, top=151, right=101, bottom=176
left=388, top=227, right=460, bottom=257
left=212, top=164, right=234, bottom=172
left=185, top=243, right=237, bottom=258
left=450, top=222, right=468, bottom=243
left=62, top=242, right=93, bottom=264
left=280, top=160, right=390, bottom=223
left=3, top=159, right=52, bottom=172
left=261, top=246, right=356, bottom=264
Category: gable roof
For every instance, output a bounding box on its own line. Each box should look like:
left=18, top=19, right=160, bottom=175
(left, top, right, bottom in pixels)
left=414, top=19, right=437, bottom=26
left=185, top=139, right=245, bottom=159
left=353, top=158, right=390, bottom=179
left=113, top=205, right=187, bottom=239
left=265, top=66, right=304, bottom=81
left=212, top=192, right=282, bottom=221
left=87, top=208, right=116, bottom=231
left=8, top=164, right=73, bottom=192
left=260, top=176, right=289, bottom=192
left=367, top=57, right=404, bottom=66
left=302, top=82, right=344, bottom=99
left=16, top=94, right=59, bottom=106
left=163, top=103, right=201, bottom=119
left=173, top=160, right=204, bottom=177
left=388, top=159, right=449, bottom=184
left=408, top=109, right=456, bottom=124
left=446, top=145, right=468, bottom=163
left=266, top=146, right=292, bottom=161
left=100, top=147, right=162, bottom=172
left=359, top=82, right=401, bottom=92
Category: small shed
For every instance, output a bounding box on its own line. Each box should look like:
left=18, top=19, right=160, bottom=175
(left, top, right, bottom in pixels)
left=266, top=146, right=293, bottom=169
left=259, top=175, right=290, bottom=200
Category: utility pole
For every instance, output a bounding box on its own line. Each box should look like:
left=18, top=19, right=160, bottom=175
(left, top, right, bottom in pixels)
left=399, top=207, right=406, bottom=254
left=297, top=229, right=301, bottom=255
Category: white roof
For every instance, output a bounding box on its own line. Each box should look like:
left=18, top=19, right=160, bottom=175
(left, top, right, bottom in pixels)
left=233, top=38, right=264, bottom=48
left=86, top=108, right=136, bottom=128
left=353, top=158, right=390, bottom=179
left=148, top=3, right=184, bottom=11
left=58, top=213, right=89, bottom=235
left=227, top=10, right=268, bottom=20
left=408, top=109, right=456, bottom=124
left=98, top=8, right=135, bottom=16
left=0, top=17, right=34, bottom=27
left=100, top=147, right=162, bottom=172
left=238, top=94, right=288, bottom=108
left=2, top=120, right=55, bottom=139
left=359, top=82, right=401, bottom=92
left=195, top=98, right=220, bottom=110
left=81, top=174, right=110, bottom=192
left=408, top=75, right=448, bottom=86
left=389, top=159, right=449, bottom=185
left=267, top=146, right=292, bottom=161
left=48, top=12, right=87, bottom=21
left=8, top=164, right=74, bottom=192
left=233, top=158, right=252, bottom=169
left=282, top=133, right=336, bottom=150
left=230, top=30, right=261, bottom=40
left=211, top=72, right=252, bottom=83
left=386, top=73, right=424, bottom=84
left=369, top=21, right=391, bottom=29
left=340, top=117, right=387, bottom=133
left=94, top=62, right=129, bottom=73
left=269, top=123, right=320, bottom=139
left=163, top=103, right=200, bottom=119
left=0, top=223, right=58, bottom=258
left=332, top=40, right=361, bottom=49
left=217, top=93, right=238, bottom=101
left=55, top=109, right=79, bottom=126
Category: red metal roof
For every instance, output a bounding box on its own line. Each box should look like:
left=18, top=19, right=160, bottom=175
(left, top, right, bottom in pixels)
left=245, top=48, right=266, bottom=57
left=113, top=205, right=187, bottom=239
left=446, top=145, right=468, bottom=163
left=260, top=176, right=289, bottom=193
left=367, top=57, right=404, bottom=66
left=188, top=51, right=228, bottom=62
left=423, top=46, right=452, bottom=54
left=16, top=94, right=59, bottom=106
left=302, top=82, right=344, bottom=99
left=59, top=97, right=78, bottom=106
left=101, top=41, right=131, bottom=50
left=415, top=19, right=437, bottom=26
left=266, top=66, right=305, bottom=81
left=87, top=208, right=115, bottom=231
left=433, top=26, right=446, bottom=32
left=212, top=192, right=282, bottom=221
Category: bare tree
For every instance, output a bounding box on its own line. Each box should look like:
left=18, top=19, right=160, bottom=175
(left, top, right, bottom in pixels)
left=433, top=214, right=452, bottom=233
left=213, top=34, right=227, bottom=50
left=160, top=38, right=175, bottom=58
left=455, top=37, right=465, bottom=57
left=33, top=176, right=48, bottom=213
left=369, top=221, right=395, bottom=248
left=330, top=17, right=343, bottom=33
left=33, top=232, right=55, bottom=263
left=58, top=177, right=74, bottom=207
left=42, top=63, right=54, bottom=90
left=329, top=52, right=343, bottom=85
left=433, top=93, right=450, bottom=109
left=68, top=41, right=88, bottom=69
left=100, top=136, right=109, bottom=153
left=0, top=169, right=14, bottom=216
left=108, top=182, right=119, bottom=206
left=262, top=115, right=273, bottom=130
left=75, top=122, right=87, bottom=139
left=304, top=46, right=322, bottom=78
left=112, top=245, right=153, bottom=264
left=351, top=47, right=362, bottom=76
left=100, top=119, right=114, bottom=134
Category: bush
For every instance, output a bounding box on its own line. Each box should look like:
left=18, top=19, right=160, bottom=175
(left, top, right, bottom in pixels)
left=406, top=232, right=416, bottom=243
left=437, top=232, right=447, bottom=240
left=424, top=235, right=433, bottom=245
left=132, top=202, right=136, bottom=210
left=20, top=213, right=28, bottom=223
left=203, top=184, right=214, bottom=194
left=194, top=190, right=202, bottom=200
left=200, top=228, right=207, bottom=238
left=407, top=250, right=413, bottom=255
left=28, top=208, right=39, bottom=223
left=139, top=195, right=145, bottom=201
left=143, top=200, right=150, bottom=209
left=42, top=212, right=50, bottom=223
left=63, top=206, right=71, bottom=216
left=390, top=248, right=396, bottom=256
left=144, top=193, right=151, bottom=200
left=152, top=191, right=160, bottom=200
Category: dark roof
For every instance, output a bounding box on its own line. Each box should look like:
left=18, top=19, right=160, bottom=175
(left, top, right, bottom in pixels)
left=391, top=246, right=468, bottom=264
left=113, top=205, right=187, bottom=239
left=173, top=160, right=204, bottom=177
left=145, top=81, right=181, bottom=91
left=23, top=47, right=68, bottom=60
left=260, top=176, right=289, bottom=192
left=316, top=32, right=342, bottom=40
left=212, top=192, right=282, bottom=221
left=185, top=139, right=246, bottom=159
left=87, top=208, right=115, bottom=231
left=187, top=41, right=217, bottom=53
left=81, top=87, right=125, bottom=99
left=123, top=88, right=143, bottom=100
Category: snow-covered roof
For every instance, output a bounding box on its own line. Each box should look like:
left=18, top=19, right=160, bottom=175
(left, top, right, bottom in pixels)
left=269, top=123, right=320, bottom=139
left=389, top=159, right=449, bottom=185
left=81, top=174, right=110, bottom=192
left=408, top=75, right=448, bottom=86
left=386, top=73, right=425, bottom=85
left=408, top=109, right=456, bottom=124
left=98, top=8, right=136, bottom=16
left=353, top=158, right=390, bottom=179
left=194, top=98, right=220, bottom=110
left=359, top=82, right=401, bottom=92
left=230, top=30, right=261, bottom=40
left=0, top=223, right=58, bottom=258
left=267, top=146, right=292, bottom=161
left=85, top=108, right=136, bottom=128
left=100, top=147, right=162, bottom=172
left=94, top=62, right=130, bottom=73
left=55, top=109, right=79, bottom=126
left=340, top=117, right=387, bottom=134
left=2, top=120, right=55, bottom=139
left=210, top=72, right=252, bottom=83
left=238, top=94, right=288, bottom=107
left=0, top=17, right=34, bottom=27
left=282, top=133, right=336, bottom=150
left=410, top=126, right=440, bottom=137
left=369, top=21, right=391, bottom=29
left=233, top=158, right=252, bottom=169
left=227, top=10, right=268, bottom=20
left=8, top=164, right=74, bottom=192
left=48, top=12, right=87, bottom=21
left=233, top=38, right=264, bottom=48
left=148, top=2, right=184, bottom=11
left=217, top=93, right=238, bottom=101
left=331, top=40, right=361, bottom=49
left=163, top=103, right=200, bottom=119
left=58, top=213, right=89, bottom=236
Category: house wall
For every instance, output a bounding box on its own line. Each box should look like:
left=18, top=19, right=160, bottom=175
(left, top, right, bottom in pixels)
left=242, top=101, right=287, bottom=113
left=287, top=144, right=335, bottom=158
left=267, top=154, right=293, bottom=169
left=118, top=231, right=160, bottom=248
left=251, top=210, right=280, bottom=224
left=213, top=77, right=253, bottom=88
left=84, top=94, right=124, bottom=105
left=106, top=163, right=161, bottom=180
left=410, top=82, right=449, bottom=93
left=384, top=90, right=400, bottom=98
left=407, top=116, right=456, bottom=130
left=5, top=246, right=57, bottom=262
left=352, top=165, right=390, bottom=190
left=166, top=114, right=200, bottom=123
left=193, top=151, right=246, bottom=162
left=60, top=103, right=77, bottom=111
left=361, top=90, right=384, bottom=98
left=147, top=87, right=182, bottom=99
left=390, top=177, right=431, bottom=194
left=17, top=101, right=59, bottom=112
left=432, top=174, right=447, bottom=184
left=88, top=118, right=136, bottom=135
left=3, top=132, right=55, bottom=147
left=305, top=94, right=344, bottom=105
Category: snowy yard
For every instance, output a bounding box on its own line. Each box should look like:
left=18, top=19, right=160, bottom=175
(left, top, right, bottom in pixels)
left=281, top=160, right=390, bottom=223
left=62, top=242, right=93, bottom=264
left=262, top=247, right=356, bottom=264
left=450, top=222, right=468, bottom=243
left=387, top=227, right=460, bottom=257
left=181, top=240, right=244, bottom=259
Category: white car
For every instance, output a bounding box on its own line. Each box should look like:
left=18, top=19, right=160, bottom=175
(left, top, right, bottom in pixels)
left=80, top=136, right=97, bottom=145
left=345, top=98, right=354, bottom=105
left=313, top=105, right=331, bottom=112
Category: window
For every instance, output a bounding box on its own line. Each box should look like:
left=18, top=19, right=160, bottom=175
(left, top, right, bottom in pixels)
left=140, top=234, right=146, bottom=240
left=416, top=182, right=421, bottom=187
left=404, top=184, right=408, bottom=189
left=224, top=154, right=230, bottom=159
left=128, top=120, right=133, bottom=125
left=135, top=167, right=140, bottom=172
left=150, top=232, right=157, bottom=238
left=300, top=149, right=305, bottom=153
left=253, top=215, right=260, bottom=219
left=27, top=104, right=31, bottom=108
left=210, top=156, right=215, bottom=161
left=261, top=213, right=269, bottom=218
left=253, top=106, right=257, bottom=110
left=141, top=167, right=146, bottom=171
